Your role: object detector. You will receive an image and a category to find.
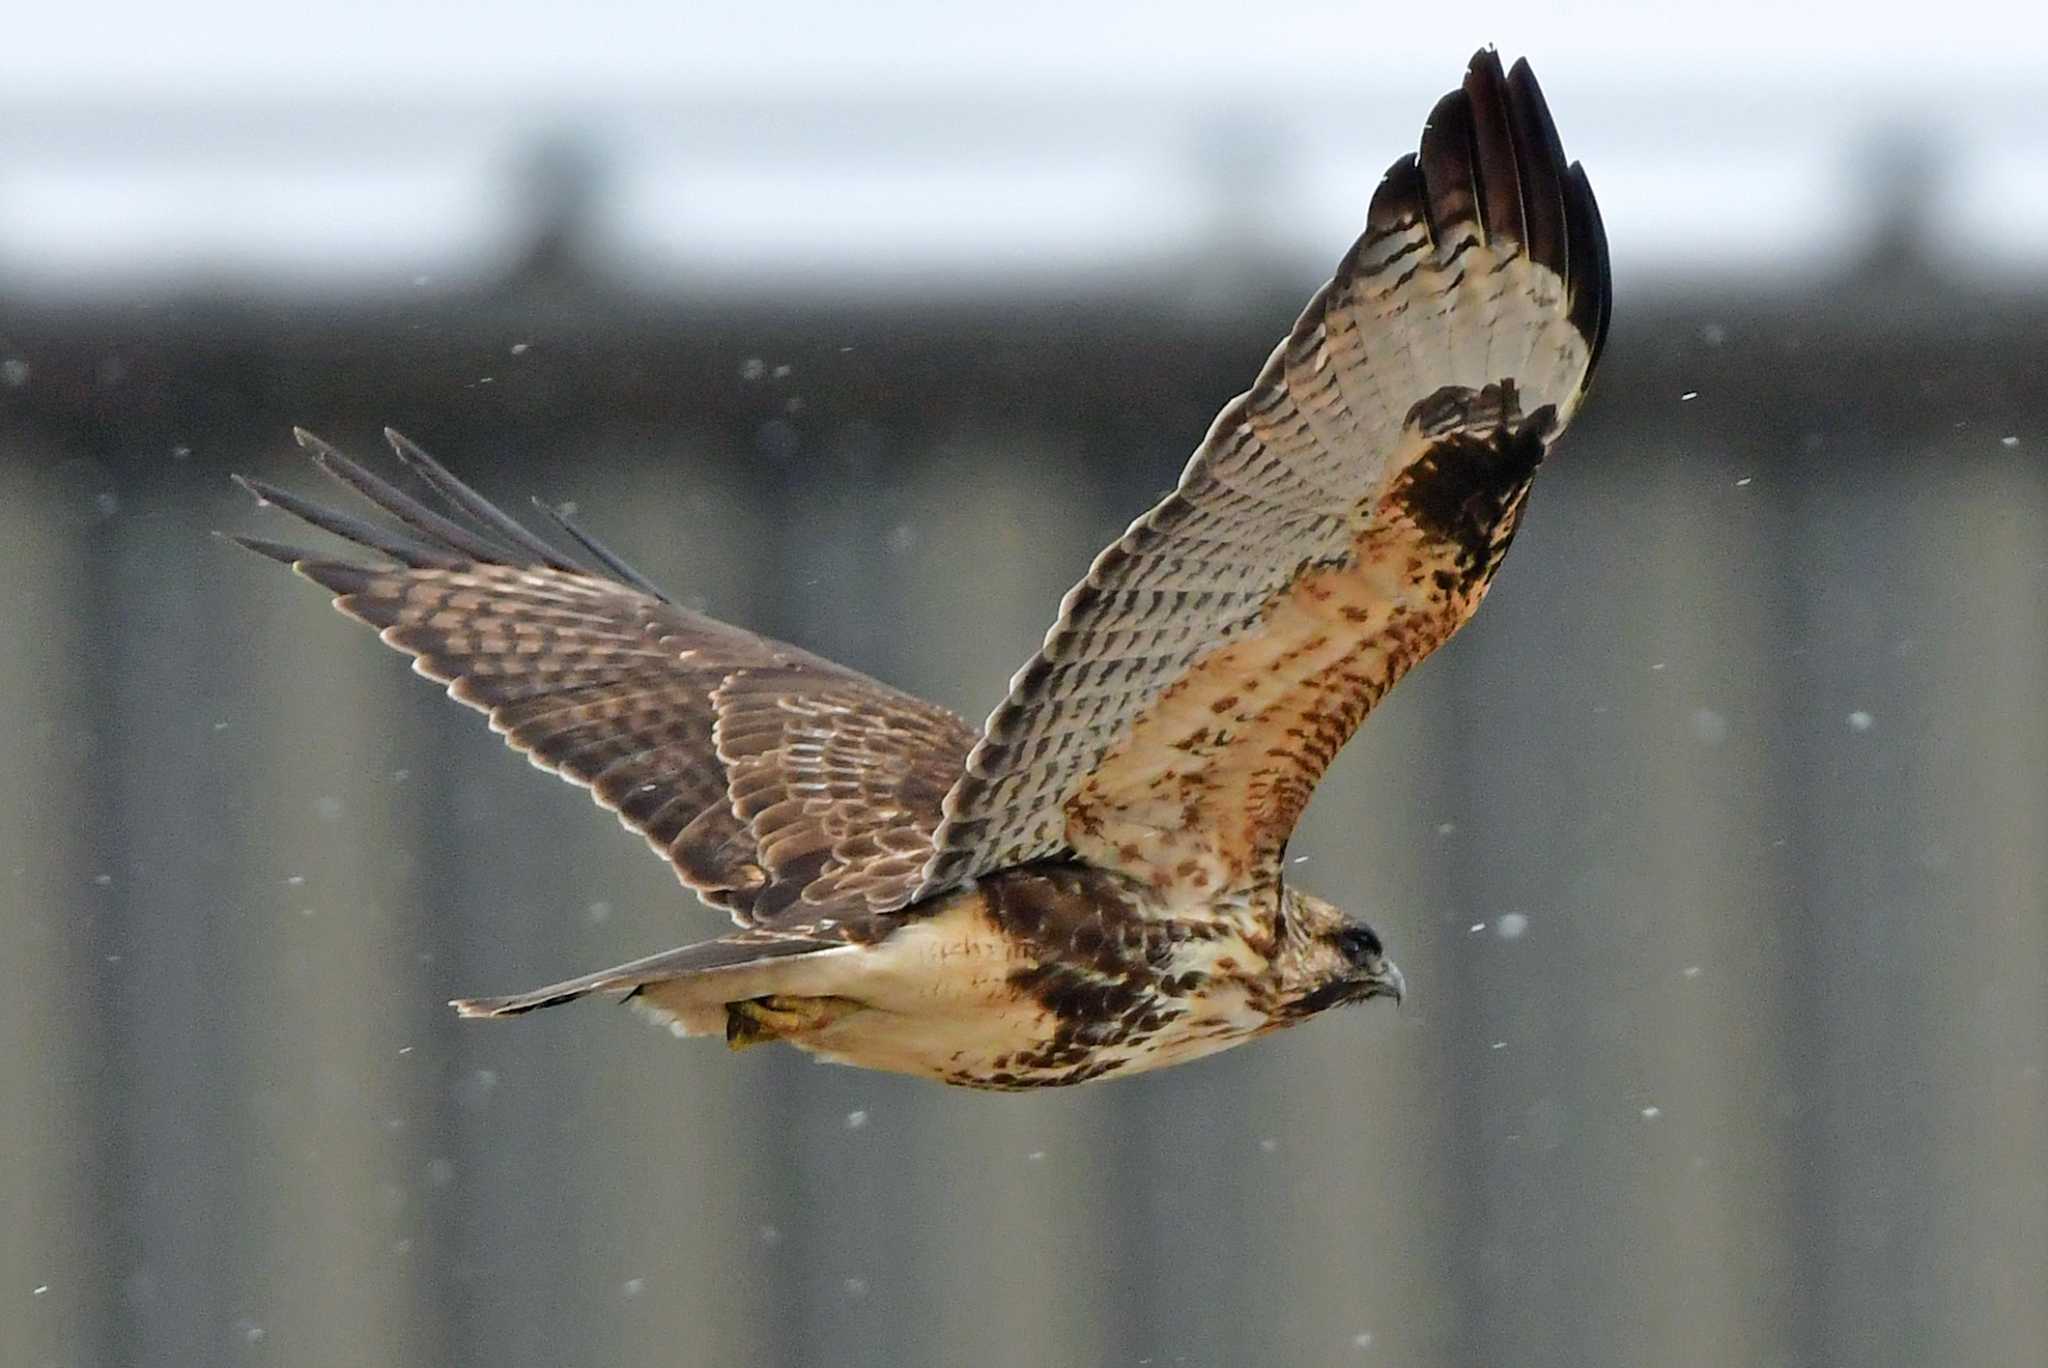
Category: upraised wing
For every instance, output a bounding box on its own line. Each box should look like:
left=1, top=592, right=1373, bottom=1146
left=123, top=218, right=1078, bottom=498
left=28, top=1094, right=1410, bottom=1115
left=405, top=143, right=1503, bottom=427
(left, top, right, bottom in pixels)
left=920, top=50, right=1609, bottom=902
left=231, top=430, right=975, bottom=926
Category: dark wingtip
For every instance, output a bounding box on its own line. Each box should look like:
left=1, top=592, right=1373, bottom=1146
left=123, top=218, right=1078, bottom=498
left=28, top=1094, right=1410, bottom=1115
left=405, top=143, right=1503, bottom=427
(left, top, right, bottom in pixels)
left=218, top=527, right=382, bottom=598
left=1459, top=46, right=1523, bottom=250
left=1464, top=45, right=1508, bottom=92
left=300, top=428, right=523, bottom=563
left=451, top=996, right=519, bottom=1018
left=232, top=465, right=457, bottom=568
left=292, top=426, right=339, bottom=459
left=1365, top=151, right=1427, bottom=236
left=383, top=429, right=474, bottom=500
left=1502, top=57, right=1570, bottom=281
left=1565, top=160, right=1612, bottom=380
left=526, top=496, right=672, bottom=602
left=1416, top=87, right=1479, bottom=247
left=383, top=427, right=439, bottom=474
left=231, top=472, right=278, bottom=506
left=380, top=428, right=594, bottom=574
left=451, top=989, right=581, bottom=1018
left=293, top=558, right=382, bottom=598
left=240, top=425, right=672, bottom=599
left=217, top=530, right=305, bottom=566
left=1455, top=52, right=1612, bottom=385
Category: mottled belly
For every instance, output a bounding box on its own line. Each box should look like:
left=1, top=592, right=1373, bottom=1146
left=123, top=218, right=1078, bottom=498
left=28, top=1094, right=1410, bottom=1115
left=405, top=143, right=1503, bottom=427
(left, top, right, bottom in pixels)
left=767, top=882, right=1277, bottom=1090
left=794, top=982, right=1268, bottom=1090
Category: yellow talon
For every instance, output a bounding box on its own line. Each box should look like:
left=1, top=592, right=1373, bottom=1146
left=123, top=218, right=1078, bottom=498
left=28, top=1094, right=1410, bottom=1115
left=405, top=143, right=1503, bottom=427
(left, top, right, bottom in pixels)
left=724, top=995, right=862, bottom=1050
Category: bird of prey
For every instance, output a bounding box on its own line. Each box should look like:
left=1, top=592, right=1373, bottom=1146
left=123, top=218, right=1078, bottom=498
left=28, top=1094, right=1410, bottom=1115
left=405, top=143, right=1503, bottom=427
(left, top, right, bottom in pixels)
left=231, top=49, right=1608, bottom=1090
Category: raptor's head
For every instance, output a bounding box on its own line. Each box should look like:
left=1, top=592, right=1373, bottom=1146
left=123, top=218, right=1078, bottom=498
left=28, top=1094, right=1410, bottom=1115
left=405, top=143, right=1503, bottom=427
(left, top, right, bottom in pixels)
left=1277, top=887, right=1406, bottom=1018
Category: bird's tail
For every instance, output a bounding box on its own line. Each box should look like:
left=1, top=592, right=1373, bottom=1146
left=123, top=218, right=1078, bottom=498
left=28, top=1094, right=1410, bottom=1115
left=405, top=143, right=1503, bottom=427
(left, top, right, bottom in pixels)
left=451, top=932, right=858, bottom=1038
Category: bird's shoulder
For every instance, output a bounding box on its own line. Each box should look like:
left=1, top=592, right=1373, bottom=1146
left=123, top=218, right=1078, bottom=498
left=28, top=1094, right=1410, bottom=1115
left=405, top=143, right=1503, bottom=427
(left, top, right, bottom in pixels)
left=965, top=861, right=1277, bottom=966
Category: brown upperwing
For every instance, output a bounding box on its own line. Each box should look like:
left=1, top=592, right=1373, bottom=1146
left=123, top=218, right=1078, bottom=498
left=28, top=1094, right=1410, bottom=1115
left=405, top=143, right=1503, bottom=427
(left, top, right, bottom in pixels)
left=231, top=429, right=976, bottom=927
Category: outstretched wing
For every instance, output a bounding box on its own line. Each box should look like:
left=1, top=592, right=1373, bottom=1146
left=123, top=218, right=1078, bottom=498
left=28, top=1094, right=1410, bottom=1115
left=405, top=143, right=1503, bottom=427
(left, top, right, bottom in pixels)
left=231, top=430, right=975, bottom=926
left=920, top=50, right=1610, bottom=902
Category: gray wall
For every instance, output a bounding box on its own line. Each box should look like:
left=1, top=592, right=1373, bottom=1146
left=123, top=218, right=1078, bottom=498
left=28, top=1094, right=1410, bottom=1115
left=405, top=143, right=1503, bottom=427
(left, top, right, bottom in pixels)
left=4, top=237, right=2045, bottom=1367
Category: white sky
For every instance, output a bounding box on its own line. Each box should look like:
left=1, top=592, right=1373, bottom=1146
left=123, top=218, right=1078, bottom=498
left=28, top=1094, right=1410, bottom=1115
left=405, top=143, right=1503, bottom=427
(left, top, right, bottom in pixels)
left=0, top=0, right=2043, bottom=291
left=3, top=0, right=2043, bottom=96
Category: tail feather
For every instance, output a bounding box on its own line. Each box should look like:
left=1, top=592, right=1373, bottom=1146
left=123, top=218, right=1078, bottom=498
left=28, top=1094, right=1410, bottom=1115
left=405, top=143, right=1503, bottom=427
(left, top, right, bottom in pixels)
left=450, top=933, right=852, bottom=1023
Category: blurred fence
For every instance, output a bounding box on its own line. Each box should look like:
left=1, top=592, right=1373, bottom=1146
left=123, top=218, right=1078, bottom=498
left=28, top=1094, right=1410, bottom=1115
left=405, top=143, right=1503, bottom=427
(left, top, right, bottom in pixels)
left=3, top=171, right=2046, bottom=1368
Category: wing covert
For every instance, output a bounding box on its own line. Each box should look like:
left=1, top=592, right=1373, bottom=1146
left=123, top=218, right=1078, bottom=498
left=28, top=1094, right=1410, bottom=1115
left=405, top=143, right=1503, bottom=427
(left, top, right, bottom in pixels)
left=919, top=50, right=1609, bottom=902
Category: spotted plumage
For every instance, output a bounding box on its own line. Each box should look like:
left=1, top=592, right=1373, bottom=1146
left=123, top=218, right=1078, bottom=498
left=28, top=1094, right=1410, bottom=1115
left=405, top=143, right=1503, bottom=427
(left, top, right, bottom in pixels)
left=229, top=50, right=1607, bottom=1090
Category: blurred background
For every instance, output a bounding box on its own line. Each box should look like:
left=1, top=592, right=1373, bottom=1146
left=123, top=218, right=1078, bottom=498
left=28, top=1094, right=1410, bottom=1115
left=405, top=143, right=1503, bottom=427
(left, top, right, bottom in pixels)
left=4, top=3, right=2046, bottom=1365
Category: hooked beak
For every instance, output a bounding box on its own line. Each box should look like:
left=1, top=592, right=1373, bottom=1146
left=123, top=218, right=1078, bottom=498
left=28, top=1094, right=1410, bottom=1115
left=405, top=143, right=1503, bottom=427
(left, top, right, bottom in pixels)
left=1374, top=958, right=1407, bottom=1008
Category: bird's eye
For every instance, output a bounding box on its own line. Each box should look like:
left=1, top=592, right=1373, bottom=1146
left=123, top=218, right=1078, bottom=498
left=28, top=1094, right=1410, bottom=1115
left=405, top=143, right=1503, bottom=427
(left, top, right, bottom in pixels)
left=1336, top=925, right=1383, bottom=966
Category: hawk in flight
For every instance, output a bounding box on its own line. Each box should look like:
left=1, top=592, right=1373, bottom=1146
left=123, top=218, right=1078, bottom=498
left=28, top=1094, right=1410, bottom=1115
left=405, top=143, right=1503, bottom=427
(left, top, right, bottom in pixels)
left=232, top=50, right=1608, bottom=1090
